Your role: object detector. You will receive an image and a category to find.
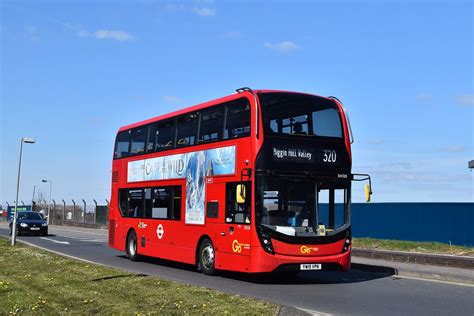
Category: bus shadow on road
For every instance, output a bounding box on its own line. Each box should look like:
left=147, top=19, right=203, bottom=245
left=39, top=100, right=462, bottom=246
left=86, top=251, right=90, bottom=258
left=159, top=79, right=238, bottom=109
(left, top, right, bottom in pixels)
left=118, top=254, right=397, bottom=285
left=221, top=266, right=397, bottom=285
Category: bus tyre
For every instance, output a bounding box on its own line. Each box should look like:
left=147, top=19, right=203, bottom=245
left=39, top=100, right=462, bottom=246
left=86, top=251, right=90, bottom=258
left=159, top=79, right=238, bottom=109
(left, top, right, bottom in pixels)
left=199, top=238, right=216, bottom=276
left=126, top=230, right=139, bottom=261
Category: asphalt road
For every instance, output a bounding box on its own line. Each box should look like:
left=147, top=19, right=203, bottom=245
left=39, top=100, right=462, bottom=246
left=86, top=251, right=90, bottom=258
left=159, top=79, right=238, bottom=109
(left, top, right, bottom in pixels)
left=1, top=224, right=473, bottom=315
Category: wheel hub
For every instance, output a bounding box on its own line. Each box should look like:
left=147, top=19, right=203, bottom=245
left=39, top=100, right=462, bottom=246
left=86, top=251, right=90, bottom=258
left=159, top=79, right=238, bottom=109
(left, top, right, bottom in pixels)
left=129, top=237, right=136, bottom=256
left=201, top=245, right=214, bottom=269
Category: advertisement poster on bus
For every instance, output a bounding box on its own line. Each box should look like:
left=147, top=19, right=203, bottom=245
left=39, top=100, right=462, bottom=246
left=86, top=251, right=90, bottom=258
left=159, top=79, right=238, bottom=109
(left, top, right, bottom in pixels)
left=127, top=145, right=236, bottom=224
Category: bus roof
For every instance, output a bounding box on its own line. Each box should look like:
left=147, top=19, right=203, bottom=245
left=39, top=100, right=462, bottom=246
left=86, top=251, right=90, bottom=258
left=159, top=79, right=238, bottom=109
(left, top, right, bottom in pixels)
left=118, top=89, right=333, bottom=132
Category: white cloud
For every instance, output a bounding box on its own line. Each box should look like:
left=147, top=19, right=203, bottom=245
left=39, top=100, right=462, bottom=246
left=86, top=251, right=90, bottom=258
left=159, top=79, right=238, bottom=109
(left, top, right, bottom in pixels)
left=264, top=41, right=299, bottom=53
left=368, top=139, right=384, bottom=145
left=165, top=3, right=186, bottom=11
left=166, top=4, right=216, bottom=17
left=455, top=94, right=474, bottom=107
left=194, top=7, right=216, bottom=16
left=77, top=29, right=134, bottom=41
left=437, top=145, right=466, bottom=153
left=94, top=30, right=134, bottom=41
left=163, top=95, right=182, bottom=103
left=416, top=92, right=433, bottom=105
left=77, top=30, right=90, bottom=37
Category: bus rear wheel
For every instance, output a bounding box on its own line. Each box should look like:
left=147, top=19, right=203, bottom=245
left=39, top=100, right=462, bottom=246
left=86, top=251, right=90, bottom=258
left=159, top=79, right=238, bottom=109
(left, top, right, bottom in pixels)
left=199, top=238, right=216, bottom=276
left=126, top=230, right=139, bottom=261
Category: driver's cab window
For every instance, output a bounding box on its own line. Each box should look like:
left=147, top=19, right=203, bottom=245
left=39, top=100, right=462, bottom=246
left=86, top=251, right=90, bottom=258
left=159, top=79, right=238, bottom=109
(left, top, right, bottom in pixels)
left=226, top=182, right=251, bottom=224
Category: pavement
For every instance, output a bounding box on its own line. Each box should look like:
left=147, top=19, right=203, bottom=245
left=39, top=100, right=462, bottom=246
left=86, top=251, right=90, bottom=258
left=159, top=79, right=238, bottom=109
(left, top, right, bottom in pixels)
left=1, top=223, right=473, bottom=315
left=353, top=257, right=474, bottom=285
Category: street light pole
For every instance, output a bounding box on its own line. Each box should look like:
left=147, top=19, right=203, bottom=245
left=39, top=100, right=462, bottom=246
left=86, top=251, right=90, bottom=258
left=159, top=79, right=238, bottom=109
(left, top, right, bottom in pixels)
left=32, top=185, right=36, bottom=211
left=42, top=179, right=52, bottom=225
left=12, top=137, right=36, bottom=246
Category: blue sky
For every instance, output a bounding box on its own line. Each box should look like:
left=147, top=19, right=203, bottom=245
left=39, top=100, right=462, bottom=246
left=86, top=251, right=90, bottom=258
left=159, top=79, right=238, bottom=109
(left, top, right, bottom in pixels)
left=1, top=0, right=473, bottom=205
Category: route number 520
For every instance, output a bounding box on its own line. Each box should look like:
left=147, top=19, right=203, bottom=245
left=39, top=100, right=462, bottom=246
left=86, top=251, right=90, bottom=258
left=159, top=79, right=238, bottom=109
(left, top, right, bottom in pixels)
left=323, top=150, right=337, bottom=163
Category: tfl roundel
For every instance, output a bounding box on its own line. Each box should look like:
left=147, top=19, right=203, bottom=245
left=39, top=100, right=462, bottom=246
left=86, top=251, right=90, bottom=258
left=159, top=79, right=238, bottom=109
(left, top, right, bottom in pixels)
left=157, top=224, right=164, bottom=240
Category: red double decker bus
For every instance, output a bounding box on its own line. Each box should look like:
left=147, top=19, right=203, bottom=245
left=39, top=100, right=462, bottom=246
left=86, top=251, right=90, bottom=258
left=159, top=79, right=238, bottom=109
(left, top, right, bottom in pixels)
left=109, top=88, right=371, bottom=275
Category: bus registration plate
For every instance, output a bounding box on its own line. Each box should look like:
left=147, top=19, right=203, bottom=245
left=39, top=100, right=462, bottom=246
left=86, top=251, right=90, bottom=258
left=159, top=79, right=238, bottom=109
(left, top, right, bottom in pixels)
left=300, top=264, right=321, bottom=270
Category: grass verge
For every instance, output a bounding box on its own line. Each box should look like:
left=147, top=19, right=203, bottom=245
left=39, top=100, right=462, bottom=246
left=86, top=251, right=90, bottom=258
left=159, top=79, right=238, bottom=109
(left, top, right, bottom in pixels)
left=0, top=237, right=276, bottom=315
left=353, top=238, right=474, bottom=256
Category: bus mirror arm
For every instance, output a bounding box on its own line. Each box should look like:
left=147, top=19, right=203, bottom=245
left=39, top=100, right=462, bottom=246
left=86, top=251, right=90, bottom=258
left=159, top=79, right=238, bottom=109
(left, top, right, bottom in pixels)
left=352, top=173, right=373, bottom=202
left=240, top=168, right=252, bottom=183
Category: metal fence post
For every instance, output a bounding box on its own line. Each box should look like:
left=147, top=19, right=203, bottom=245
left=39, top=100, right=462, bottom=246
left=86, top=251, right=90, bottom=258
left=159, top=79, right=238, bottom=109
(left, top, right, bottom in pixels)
left=52, top=199, right=56, bottom=224
left=93, top=199, right=98, bottom=224
left=62, top=199, right=66, bottom=220
left=82, top=199, right=86, bottom=223
left=42, top=200, right=47, bottom=219
left=105, top=199, right=110, bottom=223
left=71, top=199, right=76, bottom=221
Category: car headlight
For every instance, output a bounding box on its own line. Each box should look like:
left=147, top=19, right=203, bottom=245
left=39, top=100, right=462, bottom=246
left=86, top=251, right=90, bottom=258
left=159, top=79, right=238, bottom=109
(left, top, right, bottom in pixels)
left=20, top=223, right=28, bottom=227
left=42, top=223, right=48, bottom=227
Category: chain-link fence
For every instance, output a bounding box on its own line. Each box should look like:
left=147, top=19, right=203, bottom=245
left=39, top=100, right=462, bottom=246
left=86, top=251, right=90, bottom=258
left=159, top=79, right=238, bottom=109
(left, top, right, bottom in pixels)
left=0, top=199, right=109, bottom=227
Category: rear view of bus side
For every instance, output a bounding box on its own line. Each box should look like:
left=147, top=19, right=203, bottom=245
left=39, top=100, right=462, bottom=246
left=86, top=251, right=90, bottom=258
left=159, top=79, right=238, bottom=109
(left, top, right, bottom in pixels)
left=108, top=88, right=358, bottom=275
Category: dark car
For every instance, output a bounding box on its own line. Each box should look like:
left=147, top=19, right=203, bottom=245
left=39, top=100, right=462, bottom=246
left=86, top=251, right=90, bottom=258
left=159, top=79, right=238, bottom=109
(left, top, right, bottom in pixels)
left=9, top=211, right=48, bottom=236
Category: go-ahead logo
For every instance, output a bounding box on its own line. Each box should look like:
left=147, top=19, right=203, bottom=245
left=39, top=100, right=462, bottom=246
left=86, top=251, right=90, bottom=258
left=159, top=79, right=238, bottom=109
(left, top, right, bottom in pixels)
left=232, top=240, right=250, bottom=253
left=300, top=245, right=318, bottom=254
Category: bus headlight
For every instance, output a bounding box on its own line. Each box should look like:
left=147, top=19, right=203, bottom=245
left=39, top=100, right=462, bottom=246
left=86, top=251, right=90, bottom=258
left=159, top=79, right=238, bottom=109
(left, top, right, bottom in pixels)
left=342, top=236, right=352, bottom=253
left=257, top=226, right=274, bottom=254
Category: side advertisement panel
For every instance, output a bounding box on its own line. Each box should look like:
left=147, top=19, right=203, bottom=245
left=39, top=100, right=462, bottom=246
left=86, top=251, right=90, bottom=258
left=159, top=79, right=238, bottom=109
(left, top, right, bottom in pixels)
left=127, top=145, right=236, bottom=225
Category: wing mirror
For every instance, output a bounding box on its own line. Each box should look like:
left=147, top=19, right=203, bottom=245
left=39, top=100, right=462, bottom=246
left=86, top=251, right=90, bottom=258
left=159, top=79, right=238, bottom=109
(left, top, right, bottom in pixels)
left=236, top=184, right=246, bottom=204
left=365, top=183, right=372, bottom=202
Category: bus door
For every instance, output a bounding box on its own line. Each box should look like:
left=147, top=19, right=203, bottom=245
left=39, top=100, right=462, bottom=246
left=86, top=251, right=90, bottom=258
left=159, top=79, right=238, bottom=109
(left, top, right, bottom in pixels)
left=143, top=186, right=184, bottom=260
left=215, top=181, right=252, bottom=272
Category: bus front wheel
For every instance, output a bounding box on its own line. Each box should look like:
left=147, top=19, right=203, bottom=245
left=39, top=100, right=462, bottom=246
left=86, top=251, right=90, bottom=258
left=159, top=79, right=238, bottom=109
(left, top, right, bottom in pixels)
left=198, top=238, right=216, bottom=276
left=126, top=230, right=139, bottom=261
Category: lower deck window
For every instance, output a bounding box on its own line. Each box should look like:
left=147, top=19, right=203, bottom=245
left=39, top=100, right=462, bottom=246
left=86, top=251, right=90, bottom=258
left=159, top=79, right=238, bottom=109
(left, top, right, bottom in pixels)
left=119, top=186, right=182, bottom=220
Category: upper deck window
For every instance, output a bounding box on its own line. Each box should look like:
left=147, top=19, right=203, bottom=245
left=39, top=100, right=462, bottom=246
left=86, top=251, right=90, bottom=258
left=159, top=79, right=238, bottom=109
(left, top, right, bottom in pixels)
left=260, top=93, right=343, bottom=139
left=198, top=107, right=224, bottom=143
left=155, top=120, right=175, bottom=151
left=130, top=128, right=147, bottom=155
left=177, top=113, right=198, bottom=147
left=225, top=98, right=251, bottom=139
left=114, top=130, right=130, bottom=159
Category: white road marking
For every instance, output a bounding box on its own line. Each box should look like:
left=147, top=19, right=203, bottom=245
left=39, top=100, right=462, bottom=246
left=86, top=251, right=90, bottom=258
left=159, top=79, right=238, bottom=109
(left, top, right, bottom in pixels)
left=393, top=274, right=474, bottom=288
left=17, top=239, right=108, bottom=267
left=296, top=307, right=332, bottom=315
left=57, top=235, right=107, bottom=242
left=82, top=239, right=107, bottom=243
left=40, top=237, right=70, bottom=245
left=49, top=227, right=107, bottom=236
